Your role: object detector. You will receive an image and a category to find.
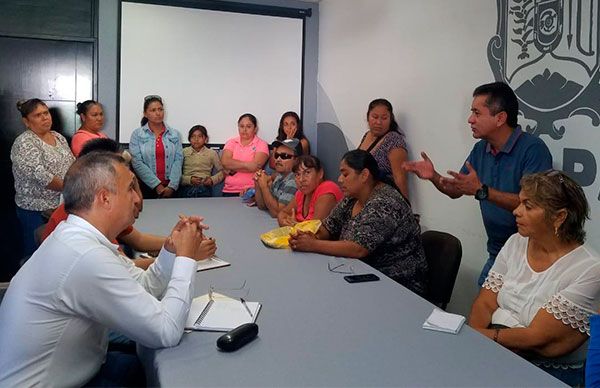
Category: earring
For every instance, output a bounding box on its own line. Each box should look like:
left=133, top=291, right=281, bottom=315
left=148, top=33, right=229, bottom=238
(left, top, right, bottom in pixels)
left=554, top=226, right=559, bottom=237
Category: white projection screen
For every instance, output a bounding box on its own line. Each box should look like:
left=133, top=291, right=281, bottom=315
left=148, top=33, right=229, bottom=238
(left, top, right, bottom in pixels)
left=119, top=2, right=304, bottom=144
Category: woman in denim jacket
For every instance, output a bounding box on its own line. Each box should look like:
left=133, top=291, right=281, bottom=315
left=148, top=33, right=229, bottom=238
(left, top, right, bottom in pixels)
left=129, top=95, right=183, bottom=198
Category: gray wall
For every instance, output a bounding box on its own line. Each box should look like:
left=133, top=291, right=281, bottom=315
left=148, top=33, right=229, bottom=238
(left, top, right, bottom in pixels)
left=98, top=0, right=319, bottom=151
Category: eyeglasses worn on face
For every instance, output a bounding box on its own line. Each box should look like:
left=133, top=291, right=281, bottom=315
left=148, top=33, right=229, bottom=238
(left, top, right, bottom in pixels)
left=274, top=152, right=294, bottom=160
left=144, top=94, right=162, bottom=102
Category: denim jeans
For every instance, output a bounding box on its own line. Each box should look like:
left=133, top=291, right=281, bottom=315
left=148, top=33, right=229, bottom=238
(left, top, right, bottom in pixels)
left=15, top=206, right=44, bottom=259
left=84, top=350, right=145, bottom=387
left=178, top=185, right=211, bottom=198
left=537, top=363, right=585, bottom=387
left=477, top=255, right=497, bottom=286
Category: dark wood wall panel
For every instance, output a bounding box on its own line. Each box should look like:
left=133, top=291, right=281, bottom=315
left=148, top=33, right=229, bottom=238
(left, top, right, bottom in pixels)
left=0, top=0, right=94, bottom=38
left=0, top=0, right=95, bottom=281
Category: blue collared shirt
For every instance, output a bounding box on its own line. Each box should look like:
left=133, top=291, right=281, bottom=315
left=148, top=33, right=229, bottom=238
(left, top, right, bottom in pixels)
left=129, top=123, right=183, bottom=190
left=461, top=126, right=553, bottom=258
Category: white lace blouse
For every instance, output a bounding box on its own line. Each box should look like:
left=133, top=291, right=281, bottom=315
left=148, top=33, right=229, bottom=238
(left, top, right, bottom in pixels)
left=483, top=233, right=600, bottom=369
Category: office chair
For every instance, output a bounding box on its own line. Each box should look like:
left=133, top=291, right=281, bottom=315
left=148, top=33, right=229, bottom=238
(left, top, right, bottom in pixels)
left=0, top=282, right=9, bottom=305
left=421, top=230, right=462, bottom=310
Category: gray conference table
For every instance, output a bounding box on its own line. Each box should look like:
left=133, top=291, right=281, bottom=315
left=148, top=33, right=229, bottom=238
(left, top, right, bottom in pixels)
left=136, top=198, right=563, bottom=387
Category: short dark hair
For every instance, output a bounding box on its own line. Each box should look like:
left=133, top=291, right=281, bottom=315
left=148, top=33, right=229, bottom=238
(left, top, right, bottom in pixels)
left=473, top=82, right=519, bottom=128
left=292, top=155, right=322, bottom=173
left=141, top=96, right=163, bottom=126
left=341, top=149, right=380, bottom=181
left=64, top=153, right=127, bottom=214
left=367, top=98, right=400, bottom=132
left=16, top=98, right=46, bottom=118
left=276, top=111, right=305, bottom=141
left=188, top=125, right=208, bottom=142
left=520, top=170, right=589, bottom=244
left=79, top=138, right=121, bottom=157
left=238, top=113, right=257, bottom=127
left=76, top=100, right=100, bottom=116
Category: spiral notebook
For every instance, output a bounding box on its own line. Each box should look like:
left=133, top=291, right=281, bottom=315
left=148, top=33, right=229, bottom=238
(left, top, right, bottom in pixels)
left=185, top=293, right=261, bottom=332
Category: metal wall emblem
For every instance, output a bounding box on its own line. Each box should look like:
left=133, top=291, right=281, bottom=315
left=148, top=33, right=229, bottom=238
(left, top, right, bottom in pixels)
left=488, top=0, right=600, bottom=139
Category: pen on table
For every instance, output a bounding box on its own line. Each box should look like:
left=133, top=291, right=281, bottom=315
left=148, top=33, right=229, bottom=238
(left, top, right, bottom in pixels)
left=240, top=298, right=253, bottom=318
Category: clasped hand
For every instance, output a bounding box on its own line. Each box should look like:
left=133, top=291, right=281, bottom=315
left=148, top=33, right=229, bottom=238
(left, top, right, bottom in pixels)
left=191, top=176, right=213, bottom=187
left=165, top=215, right=217, bottom=260
left=253, top=170, right=270, bottom=188
left=289, top=230, right=317, bottom=251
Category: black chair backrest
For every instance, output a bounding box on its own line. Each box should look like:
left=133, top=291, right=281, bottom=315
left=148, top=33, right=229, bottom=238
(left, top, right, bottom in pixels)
left=0, top=282, right=9, bottom=305
left=421, top=230, right=462, bottom=310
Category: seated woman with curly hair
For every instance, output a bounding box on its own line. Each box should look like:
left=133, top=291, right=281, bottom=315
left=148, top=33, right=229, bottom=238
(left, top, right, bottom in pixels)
left=468, top=170, right=600, bottom=386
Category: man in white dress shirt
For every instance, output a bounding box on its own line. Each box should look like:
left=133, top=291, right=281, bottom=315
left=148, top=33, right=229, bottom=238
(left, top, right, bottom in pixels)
left=0, top=152, right=207, bottom=386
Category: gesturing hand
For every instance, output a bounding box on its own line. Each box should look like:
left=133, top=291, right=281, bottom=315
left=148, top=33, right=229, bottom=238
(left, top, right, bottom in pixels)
left=402, top=152, right=436, bottom=180
left=445, top=162, right=482, bottom=196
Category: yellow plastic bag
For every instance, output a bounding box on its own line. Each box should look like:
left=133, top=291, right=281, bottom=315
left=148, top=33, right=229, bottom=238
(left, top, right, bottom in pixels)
left=260, top=220, right=322, bottom=249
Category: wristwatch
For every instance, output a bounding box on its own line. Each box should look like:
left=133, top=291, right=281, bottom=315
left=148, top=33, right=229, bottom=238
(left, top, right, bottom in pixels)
left=475, top=184, right=489, bottom=201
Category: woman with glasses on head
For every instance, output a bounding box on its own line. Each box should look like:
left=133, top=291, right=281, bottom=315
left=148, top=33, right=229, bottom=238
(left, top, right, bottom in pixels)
left=70, top=100, right=108, bottom=157
left=288, top=150, right=426, bottom=295
left=220, top=113, right=269, bottom=196
left=11, top=99, right=75, bottom=258
left=358, top=98, right=410, bottom=200
left=468, top=170, right=600, bottom=386
left=277, top=155, right=343, bottom=227
left=179, top=125, right=223, bottom=198
left=129, top=95, right=183, bottom=199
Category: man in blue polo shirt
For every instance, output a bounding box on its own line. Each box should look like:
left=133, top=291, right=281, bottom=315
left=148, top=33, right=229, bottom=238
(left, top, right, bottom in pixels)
left=404, top=82, right=552, bottom=285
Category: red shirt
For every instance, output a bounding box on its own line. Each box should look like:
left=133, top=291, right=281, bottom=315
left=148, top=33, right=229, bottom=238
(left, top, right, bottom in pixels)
left=295, top=180, right=343, bottom=222
left=155, top=130, right=167, bottom=185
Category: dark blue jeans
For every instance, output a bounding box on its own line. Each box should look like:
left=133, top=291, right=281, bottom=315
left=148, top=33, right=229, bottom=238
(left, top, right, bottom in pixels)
left=84, top=350, right=145, bottom=387
left=15, top=206, right=44, bottom=259
left=478, top=255, right=496, bottom=286
left=178, top=185, right=211, bottom=198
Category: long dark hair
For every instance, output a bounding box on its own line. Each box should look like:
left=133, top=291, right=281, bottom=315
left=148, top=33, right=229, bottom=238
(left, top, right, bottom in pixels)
left=276, top=111, right=305, bottom=141
left=367, top=98, right=400, bottom=133
left=341, top=150, right=380, bottom=182
left=140, top=96, right=163, bottom=126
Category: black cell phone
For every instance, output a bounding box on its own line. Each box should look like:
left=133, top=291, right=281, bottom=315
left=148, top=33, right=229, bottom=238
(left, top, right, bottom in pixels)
left=343, top=274, right=380, bottom=283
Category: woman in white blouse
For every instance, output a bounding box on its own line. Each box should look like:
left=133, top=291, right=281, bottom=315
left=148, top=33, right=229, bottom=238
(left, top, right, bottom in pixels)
left=468, top=170, right=600, bottom=386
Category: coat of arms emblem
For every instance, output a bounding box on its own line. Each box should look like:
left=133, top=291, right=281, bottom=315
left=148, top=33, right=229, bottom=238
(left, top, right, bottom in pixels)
left=489, top=0, right=600, bottom=139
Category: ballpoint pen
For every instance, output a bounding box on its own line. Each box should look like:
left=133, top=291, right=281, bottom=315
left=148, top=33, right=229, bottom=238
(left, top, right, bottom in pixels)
left=240, top=298, right=253, bottom=318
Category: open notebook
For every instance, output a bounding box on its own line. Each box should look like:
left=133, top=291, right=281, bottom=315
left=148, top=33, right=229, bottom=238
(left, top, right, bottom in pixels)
left=185, top=293, right=261, bottom=332
left=196, top=256, right=230, bottom=272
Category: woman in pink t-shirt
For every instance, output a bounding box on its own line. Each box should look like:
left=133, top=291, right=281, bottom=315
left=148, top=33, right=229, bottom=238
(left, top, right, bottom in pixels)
left=71, top=100, right=108, bottom=157
left=278, top=155, right=343, bottom=226
left=221, top=113, right=269, bottom=196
